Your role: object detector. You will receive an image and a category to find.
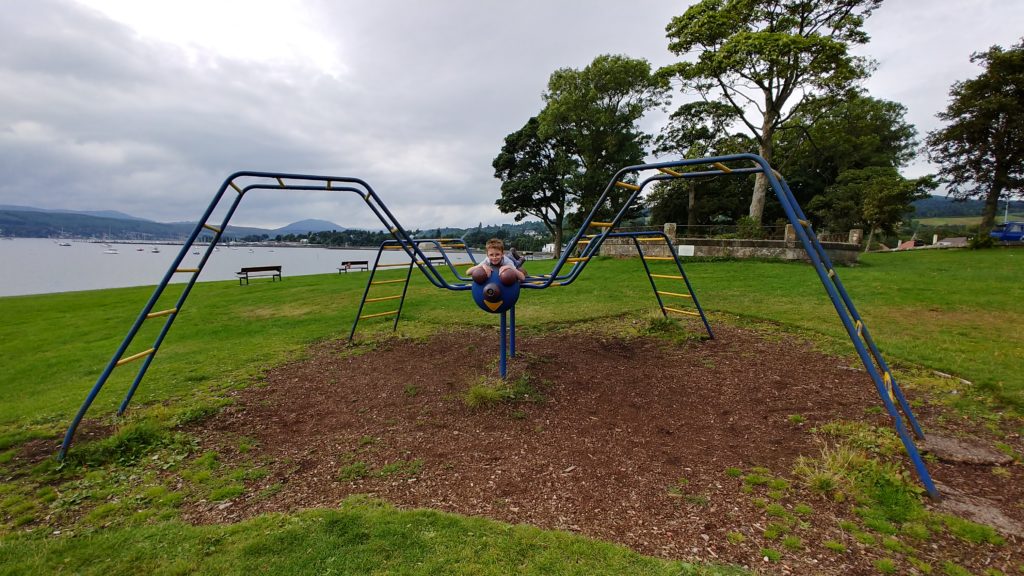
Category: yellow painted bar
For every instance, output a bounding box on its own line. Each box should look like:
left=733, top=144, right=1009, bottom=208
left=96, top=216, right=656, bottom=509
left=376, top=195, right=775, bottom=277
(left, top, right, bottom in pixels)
left=799, top=219, right=810, bottom=227
left=827, top=268, right=836, bottom=278
left=202, top=223, right=221, bottom=233
left=565, top=257, right=590, bottom=263
left=658, top=167, right=683, bottom=177
left=651, top=273, right=683, bottom=280
left=883, top=371, right=896, bottom=402
left=326, top=180, right=332, bottom=189
left=276, top=177, right=285, bottom=187
left=389, top=227, right=399, bottom=234
left=175, top=268, right=200, bottom=273
left=664, top=307, right=700, bottom=316
left=657, top=291, right=692, bottom=299
left=116, top=348, right=155, bottom=367
left=363, top=192, right=372, bottom=201
left=712, top=162, right=732, bottom=173
left=360, top=310, right=399, bottom=320
left=366, top=295, right=402, bottom=303
left=577, top=240, right=591, bottom=244
left=855, top=320, right=863, bottom=337
left=590, top=222, right=613, bottom=228
left=644, top=256, right=674, bottom=261
left=614, top=181, right=640, bottom=191
left=146, top=308, right=178, bottom=319
left=371, top=279, right=406, bottom=285
left=376, top=262, right=411, bottom=268
left=230, top=181, right=242, bottom=194
left=637, top=237, right=664, bottom=242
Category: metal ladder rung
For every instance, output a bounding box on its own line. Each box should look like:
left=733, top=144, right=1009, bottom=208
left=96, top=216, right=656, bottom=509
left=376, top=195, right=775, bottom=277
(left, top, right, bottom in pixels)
left=360, top=310, right=399, bottom=320
left=376, top=263, right=410, bottom=268
left=565, top=257, right=590, bottom=263
left=202, top=224, right=221, bottom=234
left=658, top=167, right=683, bottom=177
left=175, top=268, right=200, bottom=273
left=365, top=295, right=401, bottom=303
left=614, top=181, right=640, bottom=191
left=664, top=307, right=700, bottom=317
left=116, top=348, right=155, bottom=366
left=146, top=308, right=178, bottom=319
left=590, top=222, right=613, bottom=228
left=637, top=238, right=665, bottom=242
left=643, top=256, right=675, bottom=261
left=657, top=291, right=692, bottom=299
left=371, top=279, right=406, bottom=285
left=712, top=162, right=732, bottom=173
left=651, top=273, right=683, bottom=280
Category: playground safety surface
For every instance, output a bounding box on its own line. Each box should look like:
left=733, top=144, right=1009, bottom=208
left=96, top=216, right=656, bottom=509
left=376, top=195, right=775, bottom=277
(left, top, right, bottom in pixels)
left=184, top=322, right=1023, bottom=575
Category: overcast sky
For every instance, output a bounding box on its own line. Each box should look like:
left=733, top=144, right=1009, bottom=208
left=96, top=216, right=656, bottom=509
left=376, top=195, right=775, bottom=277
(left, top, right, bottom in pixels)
left=2, top=0, right=1021, bottom=230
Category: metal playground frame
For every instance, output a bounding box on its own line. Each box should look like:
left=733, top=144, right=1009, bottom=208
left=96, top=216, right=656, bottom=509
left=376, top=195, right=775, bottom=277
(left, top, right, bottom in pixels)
left=57, top=153, right=940, bottom=499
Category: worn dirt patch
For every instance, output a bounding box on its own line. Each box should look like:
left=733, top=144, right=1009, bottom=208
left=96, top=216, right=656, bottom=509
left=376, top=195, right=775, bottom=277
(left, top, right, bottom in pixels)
left=185, top=323, right=1023, bottom=575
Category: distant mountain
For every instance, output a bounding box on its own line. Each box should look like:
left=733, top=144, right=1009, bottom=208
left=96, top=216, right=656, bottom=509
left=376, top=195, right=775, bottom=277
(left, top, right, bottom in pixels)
left=912, top=195, right=1024, bottom=218
left=0, top=205, right=151, bottom=222
left=272, top=219, right=345, bottom=235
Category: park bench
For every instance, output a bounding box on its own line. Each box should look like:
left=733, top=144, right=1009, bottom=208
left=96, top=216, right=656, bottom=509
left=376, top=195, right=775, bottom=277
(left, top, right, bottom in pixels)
left=236, top=265, right=282, bottom=285
left=338, top=260, right=369, bottom=273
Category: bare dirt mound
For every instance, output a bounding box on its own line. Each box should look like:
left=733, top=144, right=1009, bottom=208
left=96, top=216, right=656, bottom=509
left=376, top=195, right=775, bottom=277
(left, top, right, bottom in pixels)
left=186, top=323, right=1023, bottom=575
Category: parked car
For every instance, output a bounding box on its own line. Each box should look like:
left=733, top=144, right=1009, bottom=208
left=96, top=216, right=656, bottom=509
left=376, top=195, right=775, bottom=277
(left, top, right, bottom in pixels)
left=989, top=221, right=1024, bottom=242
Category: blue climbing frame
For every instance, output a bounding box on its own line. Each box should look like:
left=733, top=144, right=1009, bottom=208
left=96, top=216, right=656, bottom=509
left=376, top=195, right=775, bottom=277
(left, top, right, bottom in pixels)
left=56, top=156, right=939, bottom=500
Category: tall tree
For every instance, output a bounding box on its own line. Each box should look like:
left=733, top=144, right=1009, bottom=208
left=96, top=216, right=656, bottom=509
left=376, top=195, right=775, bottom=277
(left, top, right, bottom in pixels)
left=807, top=166, right=933, bottom=249
left=661, top=0, right=881, bottom=223
left=538, top=54, right=669, bottom=225
left=492, top=117, right=573, bottom=254
left=776, top=91, right=920, bottom=212
left=652, top=101, right=740, bottom=230
left=926, top=40, right=1024, bottom=236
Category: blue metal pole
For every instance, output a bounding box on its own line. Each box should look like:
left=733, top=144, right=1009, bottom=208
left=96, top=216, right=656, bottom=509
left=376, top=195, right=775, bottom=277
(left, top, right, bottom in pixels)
left=499, top=310, right=508, bottom=378
left=510, top=305, right=516, bottom=358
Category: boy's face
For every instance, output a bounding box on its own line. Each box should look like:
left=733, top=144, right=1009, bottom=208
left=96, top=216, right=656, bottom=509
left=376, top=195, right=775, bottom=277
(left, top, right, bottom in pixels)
left=486, top=247, right=504, bottom=265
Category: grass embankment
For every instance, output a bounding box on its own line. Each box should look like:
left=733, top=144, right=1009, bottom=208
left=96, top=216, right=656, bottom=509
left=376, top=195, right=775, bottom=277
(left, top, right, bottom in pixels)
left=1, top=247, right=1021, bottom=574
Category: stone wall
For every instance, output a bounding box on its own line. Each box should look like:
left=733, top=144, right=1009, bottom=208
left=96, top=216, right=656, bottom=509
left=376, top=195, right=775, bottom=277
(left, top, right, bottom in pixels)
left=598, top=227, right=861, bottom=264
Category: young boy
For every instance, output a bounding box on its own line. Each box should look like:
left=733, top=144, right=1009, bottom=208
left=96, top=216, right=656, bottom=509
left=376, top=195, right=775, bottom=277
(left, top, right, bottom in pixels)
left=468, top=238, right=526, bottom=282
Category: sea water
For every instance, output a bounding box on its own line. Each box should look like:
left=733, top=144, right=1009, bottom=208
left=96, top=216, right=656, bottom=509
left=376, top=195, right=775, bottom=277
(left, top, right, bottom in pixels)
left=0, top=238, right=474, bottom=297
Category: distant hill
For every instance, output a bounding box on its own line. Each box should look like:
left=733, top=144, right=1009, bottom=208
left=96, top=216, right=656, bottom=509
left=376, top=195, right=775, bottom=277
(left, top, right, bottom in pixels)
left=0, top=206, right=323, bottom=241
left=273, top=219, right=345, bottom=235
left=0, top=204, right=151, bottom=222
left=912, top=195, right=1024, bottom=218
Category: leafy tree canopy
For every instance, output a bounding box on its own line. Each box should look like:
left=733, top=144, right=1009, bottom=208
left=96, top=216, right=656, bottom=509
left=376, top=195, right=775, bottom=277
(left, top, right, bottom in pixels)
left=926, top=40, right=1024, bottom=234
left=538, top=54, right=669, bottom=225
left=661, top=0, right=881, bottom=223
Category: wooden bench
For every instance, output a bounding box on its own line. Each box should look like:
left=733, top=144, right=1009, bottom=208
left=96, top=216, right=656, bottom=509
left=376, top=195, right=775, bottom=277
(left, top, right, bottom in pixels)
left=236, top=265, right=281, bottom=285
left=338, top=260, right=369, bottom=273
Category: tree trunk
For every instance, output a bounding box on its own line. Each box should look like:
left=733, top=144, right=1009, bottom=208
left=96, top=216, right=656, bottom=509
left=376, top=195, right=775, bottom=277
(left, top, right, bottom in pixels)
left=553, top=222, right=564, bottom=256
left=687, top=182, right=697, bottom=232
left=980, top=169, right=1006, bottom=236
left=749, top=118, right=776, bottom=224
left=864, top=225, right=876, bottom=253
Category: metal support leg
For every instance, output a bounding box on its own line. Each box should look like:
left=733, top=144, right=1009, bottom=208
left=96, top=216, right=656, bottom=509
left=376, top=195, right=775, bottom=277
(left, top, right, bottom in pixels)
left=499, top=310, right=507, bottom=379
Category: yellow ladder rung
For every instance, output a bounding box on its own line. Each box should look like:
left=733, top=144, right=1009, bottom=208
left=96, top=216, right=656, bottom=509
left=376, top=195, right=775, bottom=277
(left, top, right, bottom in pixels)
left=230, top=181, right=242, bottom=194
left=651, top=273, right=683, bottom=280
left=146, top=308, right=178, bottom=319
left=614, top=181, right=640, bottom=191
left=643, top=256, right=675, bottom=261
left=637, top=237, right=664, bottom=242
left=360, top=310, right=399, bottom=319
left=664, top=307, right=700, bottom=317
left=799, top=219, right=810, bottom=227
left=590, top=222, right=613, bottom=228
left=371, top=279, right=406, bottom=285
left=712, top=162, right=732, bottom=173
left=576, top=240, right=591, bottom=244
left=202, top=224, right=221, bottom=234
left=827, top=268, right=836, bottom=278
left=365, top=295, right=401, bottom=303
left=565, top=257, right=590, bottom=263
left=175, top=268, right=199, bottom=273
left=116, top=348, right=155, bottom=366
left=658, top=167, right=683, bottom=177
left=376, top=263, right=409, bottom=268
left=657, top=291, right=692, bottom=299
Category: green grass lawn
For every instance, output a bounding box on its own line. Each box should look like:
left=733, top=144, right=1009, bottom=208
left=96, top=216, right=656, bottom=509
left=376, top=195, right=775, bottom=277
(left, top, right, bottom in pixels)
left=1, top=246, right=1021, bottom=574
